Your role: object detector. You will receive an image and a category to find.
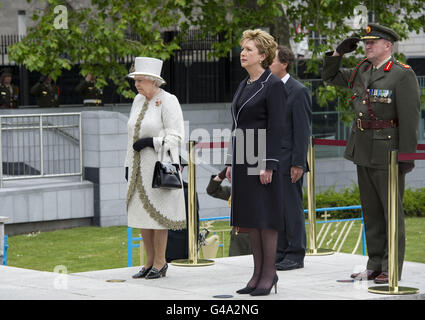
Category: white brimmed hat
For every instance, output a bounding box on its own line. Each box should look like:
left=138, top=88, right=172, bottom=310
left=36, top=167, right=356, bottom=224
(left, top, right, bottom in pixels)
left=127, top=57, right=165, bottom=84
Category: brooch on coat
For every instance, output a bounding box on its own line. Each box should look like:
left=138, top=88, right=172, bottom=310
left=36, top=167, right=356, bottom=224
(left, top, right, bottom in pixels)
left=155, top=99, right=162, bottom=107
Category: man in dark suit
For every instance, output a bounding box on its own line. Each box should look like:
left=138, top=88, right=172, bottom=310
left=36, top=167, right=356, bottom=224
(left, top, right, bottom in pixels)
left=270, top=45, right=312, bottom=271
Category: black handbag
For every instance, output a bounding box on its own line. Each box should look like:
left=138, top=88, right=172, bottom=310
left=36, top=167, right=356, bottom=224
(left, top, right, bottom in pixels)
left=152, top=143, right=182, bottom=189
left=152, top=161, right=182, bottom=189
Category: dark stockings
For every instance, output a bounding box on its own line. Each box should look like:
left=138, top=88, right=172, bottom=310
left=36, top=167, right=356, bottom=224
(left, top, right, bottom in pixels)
left=246, top=228, right=278, bottom=290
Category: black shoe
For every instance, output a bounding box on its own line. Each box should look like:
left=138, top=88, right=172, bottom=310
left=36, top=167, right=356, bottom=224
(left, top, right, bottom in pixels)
left=132, top=266, right=152, bottom=279
left=145, top=263, right=168, bottom=279
left=250, top=274, right=278, bottom=296
left=275, top=259, right=304, bottom=271
left=236, top=286, right=256, bottom=294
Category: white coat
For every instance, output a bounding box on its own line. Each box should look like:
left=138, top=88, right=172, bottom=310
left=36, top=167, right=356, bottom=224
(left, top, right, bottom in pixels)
left=125, top=89, right=186, bottom=230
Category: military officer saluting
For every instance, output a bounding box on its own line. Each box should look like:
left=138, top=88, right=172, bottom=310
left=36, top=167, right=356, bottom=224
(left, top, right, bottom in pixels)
left=30, top=75, right=59, bottom=108
left=75, top=73, right=103, bottom=106
left=322, top=24, right=420, bottom=284
left=0, top=69, right=19, bottom=109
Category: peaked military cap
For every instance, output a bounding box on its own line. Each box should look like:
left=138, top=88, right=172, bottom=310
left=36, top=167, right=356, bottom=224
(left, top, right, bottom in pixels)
left=360, top=23, right=400, bottom=42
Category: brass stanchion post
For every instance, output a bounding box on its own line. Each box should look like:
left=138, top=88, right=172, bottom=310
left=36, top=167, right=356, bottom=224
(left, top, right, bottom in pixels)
left=171, top=141, right=214, bottom=267
left=306, top=136, right=333, bottom=256
left=369, top=150, right=419, bottom=295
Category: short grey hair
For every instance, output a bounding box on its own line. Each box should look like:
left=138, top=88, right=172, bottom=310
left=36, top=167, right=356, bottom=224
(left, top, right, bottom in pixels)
left=140, top=75, right=165, bottom=87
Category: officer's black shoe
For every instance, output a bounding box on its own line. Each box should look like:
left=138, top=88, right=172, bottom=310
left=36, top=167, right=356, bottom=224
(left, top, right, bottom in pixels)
left=275, top=259, right=304, bottom=271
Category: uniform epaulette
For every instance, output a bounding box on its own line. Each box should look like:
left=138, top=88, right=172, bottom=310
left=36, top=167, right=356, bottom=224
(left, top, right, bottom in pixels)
left=349, top=58, right=369, bottom=89
left=384, top=61, right=393, bottom=72
left=395, top=60, right=411, bottom=69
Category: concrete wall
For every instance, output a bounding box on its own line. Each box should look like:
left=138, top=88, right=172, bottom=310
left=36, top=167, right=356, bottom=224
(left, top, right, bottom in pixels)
left=314, top=156, right=425, bottom=192
left=0, top=0, right=90, bottom=34
left=80, top=106, right=234, bottom=226
left=0, top=178, right=93, bottom=235
left=81, top=111, right=128, bottom=227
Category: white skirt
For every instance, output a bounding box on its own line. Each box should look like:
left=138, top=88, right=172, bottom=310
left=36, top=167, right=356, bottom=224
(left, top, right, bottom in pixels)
left=126, top=148, right=186, bottom=230
left=127, top=191, right=165, bottom=229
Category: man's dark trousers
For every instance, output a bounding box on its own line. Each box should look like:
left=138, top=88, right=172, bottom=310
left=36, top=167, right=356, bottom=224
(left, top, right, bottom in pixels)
left=276, top=175, right=306, bottom=264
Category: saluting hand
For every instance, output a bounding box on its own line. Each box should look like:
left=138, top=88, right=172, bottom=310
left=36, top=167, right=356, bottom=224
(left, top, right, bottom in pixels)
left=335, top=37, right=360, bottom=56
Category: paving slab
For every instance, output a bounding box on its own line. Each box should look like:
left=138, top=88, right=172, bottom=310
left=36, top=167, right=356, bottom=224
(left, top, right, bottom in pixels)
left=0, top=253, right=424, bottom=300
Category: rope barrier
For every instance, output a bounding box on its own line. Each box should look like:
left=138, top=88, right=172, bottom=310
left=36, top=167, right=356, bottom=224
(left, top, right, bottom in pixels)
left=193, top=138, right=425, bottom=157
left=417, top=144, right=425, bottom=151
left=313, top=138, right=425, bottom=162
left=195, top=141, right=229, bottom=149
left=398, top=153, right=425, bottom=161
left=313, top=138, right=347, bottom=146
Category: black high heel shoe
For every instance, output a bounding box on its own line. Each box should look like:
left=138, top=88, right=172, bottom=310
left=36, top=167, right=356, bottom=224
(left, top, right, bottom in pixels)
left=132, top=266, right=152, bottom=279
left=145, top=263, right=168, bottom=279
left=236, top=286, right=256, bottom=294
left=249, top=274, right=278, bottom=296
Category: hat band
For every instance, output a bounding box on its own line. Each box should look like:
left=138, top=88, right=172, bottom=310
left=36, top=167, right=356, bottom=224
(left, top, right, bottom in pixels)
left=361, top=35, right=382, bottom=40
left=361, top=32, right=394, bottom=42
left=128, top=72, right=165, bottom=81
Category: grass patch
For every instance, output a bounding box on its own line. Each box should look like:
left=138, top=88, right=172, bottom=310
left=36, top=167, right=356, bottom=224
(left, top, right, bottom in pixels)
left=5, top=217, right=425, bottom=273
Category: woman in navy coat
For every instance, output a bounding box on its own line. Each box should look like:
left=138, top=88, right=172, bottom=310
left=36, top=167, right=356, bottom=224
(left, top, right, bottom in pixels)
left=226, top=29, right=287, bottom=296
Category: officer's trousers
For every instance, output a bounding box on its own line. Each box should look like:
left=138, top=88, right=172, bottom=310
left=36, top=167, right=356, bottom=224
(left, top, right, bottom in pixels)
left=357, top=165, right=406, bottom=277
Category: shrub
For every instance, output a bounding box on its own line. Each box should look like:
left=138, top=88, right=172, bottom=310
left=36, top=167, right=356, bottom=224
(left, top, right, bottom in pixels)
left=403, top=188, right=425, bottom=217
left=303, top=185, right=425, bottom=219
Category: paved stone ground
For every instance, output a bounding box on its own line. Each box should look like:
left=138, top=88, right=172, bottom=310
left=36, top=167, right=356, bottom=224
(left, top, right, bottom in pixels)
left=0, top=253, right=424, bottom=300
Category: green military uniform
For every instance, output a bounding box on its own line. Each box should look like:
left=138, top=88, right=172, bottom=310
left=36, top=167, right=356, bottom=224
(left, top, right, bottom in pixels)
left=206, top=175, right=251, bottom=256
left=75, top=80, right=103, bottom=106
left=0, top=83, right=19, bottom=109
left=322, top=24, right=420, bottom=278
left=30, top=80, right=59, bottom=108
left=0, top=70, right=19, bottom=109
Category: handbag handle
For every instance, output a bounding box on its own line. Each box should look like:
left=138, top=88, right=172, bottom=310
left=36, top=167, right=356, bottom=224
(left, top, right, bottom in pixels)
left=160, top=138, right=174, bottom=163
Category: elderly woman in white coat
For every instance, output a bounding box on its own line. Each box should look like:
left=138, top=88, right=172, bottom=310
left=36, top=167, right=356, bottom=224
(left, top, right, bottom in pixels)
left=125, top=57, right=186, bottom=280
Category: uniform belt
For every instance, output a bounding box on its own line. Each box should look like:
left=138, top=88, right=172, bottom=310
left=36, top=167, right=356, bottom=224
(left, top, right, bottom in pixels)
left=356, top=119, right=398, bottom=131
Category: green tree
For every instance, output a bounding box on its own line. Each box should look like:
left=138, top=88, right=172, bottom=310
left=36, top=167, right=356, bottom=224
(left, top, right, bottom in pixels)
left=181, top=1, right=425, bottom=120
left=9, top=0, right=184, bottom=99
left=9, top=0, right=286, bottom=99
left=282, top=0, right=425, bottom=120
left=9, top=0, right=425, bottom=106
left=179, top=0, right=285, bottom=56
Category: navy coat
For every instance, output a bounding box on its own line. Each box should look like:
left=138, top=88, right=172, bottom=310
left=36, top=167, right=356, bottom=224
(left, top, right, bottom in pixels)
left=228, top=69, right=288, bottom=230
left=276, top=76, right=312, bottom=263
left=280, top=76, right=312, bottom=174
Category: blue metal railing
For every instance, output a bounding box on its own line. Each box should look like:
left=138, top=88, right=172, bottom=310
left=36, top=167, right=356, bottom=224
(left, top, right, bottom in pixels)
left=3, top=236, right=8, bottom=266
left=198, top=206, right=366, bottom=256
left=126, top=205, right=366, bottom=266
left=127, top=228, right=142, bottom=267
left=303, top=205, right=366, bottom=256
